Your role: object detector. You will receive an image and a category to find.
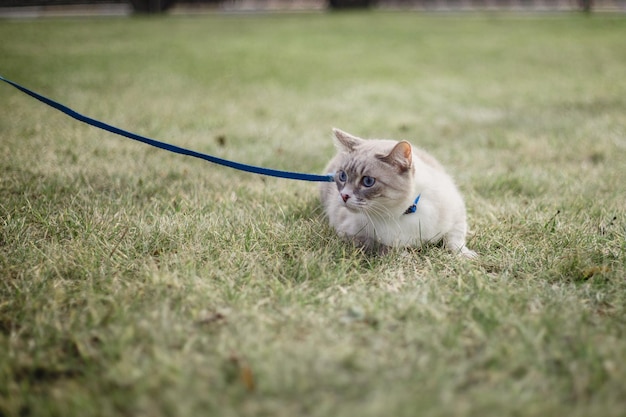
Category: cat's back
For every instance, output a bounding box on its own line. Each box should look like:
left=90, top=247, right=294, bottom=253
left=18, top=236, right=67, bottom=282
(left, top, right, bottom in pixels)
left=413, top=147, right=447, bottom=173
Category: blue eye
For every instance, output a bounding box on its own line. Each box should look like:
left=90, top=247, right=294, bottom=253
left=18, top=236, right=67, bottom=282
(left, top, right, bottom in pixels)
left=362, top=176, right=376, bottom=187
left=337, top=170, right=348, bottom=182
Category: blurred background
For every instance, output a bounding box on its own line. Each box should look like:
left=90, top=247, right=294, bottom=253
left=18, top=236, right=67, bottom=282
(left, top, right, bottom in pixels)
left=1, top=0, right=624, bottom=16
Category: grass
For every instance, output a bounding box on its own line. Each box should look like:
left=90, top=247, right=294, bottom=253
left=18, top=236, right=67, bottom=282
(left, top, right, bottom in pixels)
left=1, top=10, right=625, bottom=417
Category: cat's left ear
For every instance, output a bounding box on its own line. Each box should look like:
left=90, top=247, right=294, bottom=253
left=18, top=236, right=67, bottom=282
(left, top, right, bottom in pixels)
left=378, top=141, right=412, bottom=171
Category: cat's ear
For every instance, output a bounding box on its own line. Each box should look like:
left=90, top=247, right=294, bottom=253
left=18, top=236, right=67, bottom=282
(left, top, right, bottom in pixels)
left=333, top=128, right=363, bottom=152
left=378, top=141, right=412, bottom=171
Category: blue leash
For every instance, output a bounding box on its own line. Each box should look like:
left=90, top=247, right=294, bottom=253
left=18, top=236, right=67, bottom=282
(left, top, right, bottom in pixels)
left=0, top=75, right=334, bottom=183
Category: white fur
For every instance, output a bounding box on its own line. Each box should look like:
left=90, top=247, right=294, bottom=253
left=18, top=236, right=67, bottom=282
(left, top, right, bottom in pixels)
left=320, top=128, right=476, bottom=257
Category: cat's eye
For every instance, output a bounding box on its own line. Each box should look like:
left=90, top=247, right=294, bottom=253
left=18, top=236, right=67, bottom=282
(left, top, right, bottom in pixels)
left=337, top=170, right=348, bottom=182
left=361, top=176, right=376, bottom=187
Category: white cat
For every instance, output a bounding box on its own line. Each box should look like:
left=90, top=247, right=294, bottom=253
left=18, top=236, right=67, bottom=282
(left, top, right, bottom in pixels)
left=320, top=128, right=476, bottom=257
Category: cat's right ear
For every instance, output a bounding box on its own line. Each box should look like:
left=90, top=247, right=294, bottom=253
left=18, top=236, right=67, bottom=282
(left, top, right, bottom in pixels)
left=333, top=128, right=362, bottom=152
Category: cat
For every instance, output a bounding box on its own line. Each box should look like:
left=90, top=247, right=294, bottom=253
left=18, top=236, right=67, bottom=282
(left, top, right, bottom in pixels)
left=320, top=128, right=476, bottom=258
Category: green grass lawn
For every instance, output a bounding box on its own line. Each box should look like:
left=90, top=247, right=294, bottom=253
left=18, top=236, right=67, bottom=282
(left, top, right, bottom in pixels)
left=1, top=11, right=625, bottom=417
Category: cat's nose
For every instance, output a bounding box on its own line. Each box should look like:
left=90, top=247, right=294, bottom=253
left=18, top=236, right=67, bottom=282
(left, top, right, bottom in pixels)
left=341, top=193, right=350, bottom=203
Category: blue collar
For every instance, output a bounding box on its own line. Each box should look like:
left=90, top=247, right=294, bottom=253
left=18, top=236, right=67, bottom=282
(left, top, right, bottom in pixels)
left=404, top=194, right=421, bottom=215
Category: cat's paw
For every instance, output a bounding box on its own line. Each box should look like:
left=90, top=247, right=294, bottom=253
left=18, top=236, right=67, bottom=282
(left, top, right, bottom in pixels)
left=460, top=247, right=478, bottom=259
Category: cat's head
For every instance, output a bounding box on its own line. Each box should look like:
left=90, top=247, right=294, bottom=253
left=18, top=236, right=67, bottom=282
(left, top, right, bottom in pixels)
left=330, top=128, right=415, bottom=216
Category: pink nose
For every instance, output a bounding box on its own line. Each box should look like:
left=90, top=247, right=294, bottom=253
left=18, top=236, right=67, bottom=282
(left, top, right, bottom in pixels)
left=341, top=193, right=350, bottom=203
